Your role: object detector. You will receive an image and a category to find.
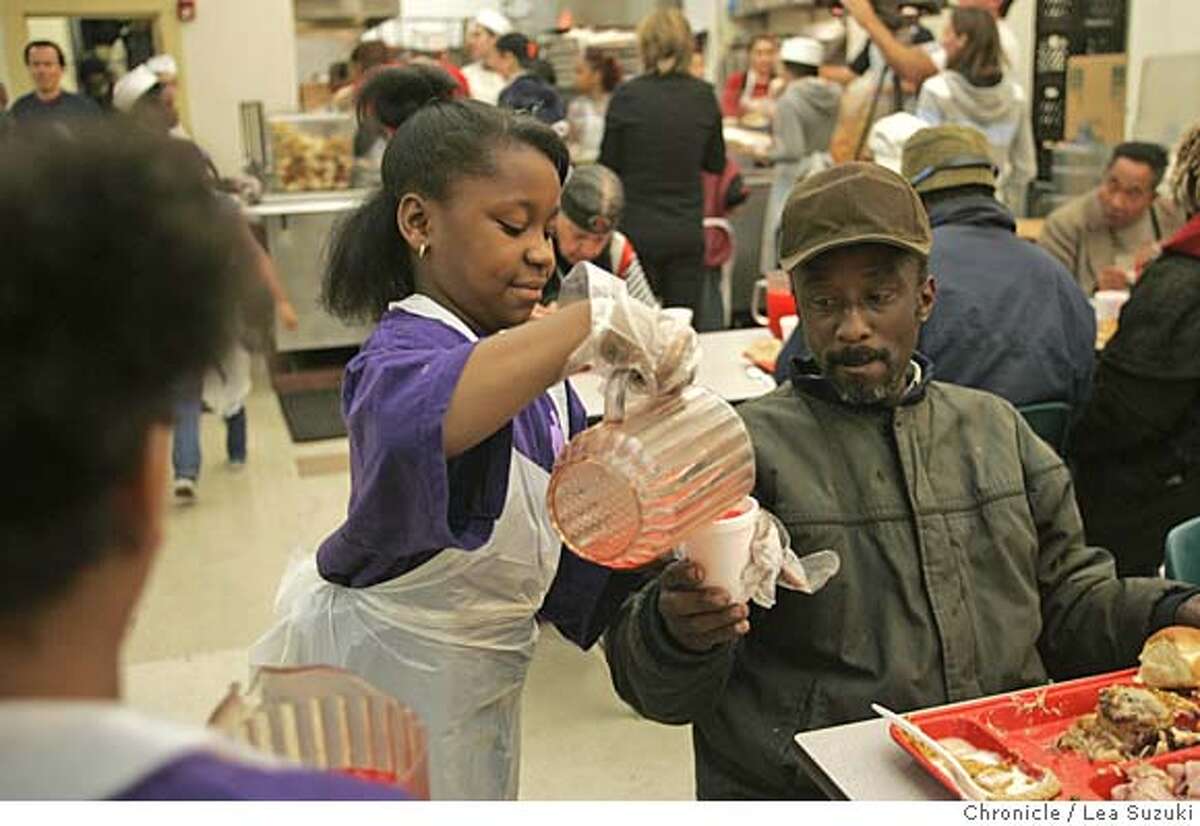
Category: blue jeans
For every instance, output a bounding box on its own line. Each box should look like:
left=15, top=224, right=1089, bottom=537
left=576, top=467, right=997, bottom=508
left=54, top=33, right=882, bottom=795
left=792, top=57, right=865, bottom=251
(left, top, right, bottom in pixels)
left=173, top=377, right=247, bottom=480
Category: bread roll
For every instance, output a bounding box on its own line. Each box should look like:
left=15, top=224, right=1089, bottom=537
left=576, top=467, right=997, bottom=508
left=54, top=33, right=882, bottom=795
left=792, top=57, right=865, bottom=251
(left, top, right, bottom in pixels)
left=1138, top=626, right=1200, bottom=689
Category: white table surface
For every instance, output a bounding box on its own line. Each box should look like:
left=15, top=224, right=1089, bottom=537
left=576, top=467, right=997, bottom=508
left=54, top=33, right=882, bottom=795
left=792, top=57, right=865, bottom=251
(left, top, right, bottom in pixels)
left=794, top=718, right=956, bottom=801
left=574, top=328, right=778, bottom=419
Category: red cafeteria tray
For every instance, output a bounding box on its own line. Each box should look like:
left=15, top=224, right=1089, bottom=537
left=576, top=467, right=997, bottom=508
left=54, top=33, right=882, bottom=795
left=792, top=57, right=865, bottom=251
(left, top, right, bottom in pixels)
left=888, top=668, right=1200, bottom=800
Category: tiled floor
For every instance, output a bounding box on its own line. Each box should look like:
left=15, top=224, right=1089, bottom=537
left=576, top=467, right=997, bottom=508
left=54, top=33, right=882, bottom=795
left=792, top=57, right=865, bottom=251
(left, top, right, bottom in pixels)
left=121, top=357, right=694, bottom=799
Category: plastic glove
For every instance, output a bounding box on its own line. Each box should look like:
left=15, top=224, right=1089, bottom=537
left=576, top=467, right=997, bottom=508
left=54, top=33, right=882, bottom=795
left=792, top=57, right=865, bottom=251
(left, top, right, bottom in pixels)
left=741, top=510, right=841, bottom=609
left=559, top=261, right=698, bottom=401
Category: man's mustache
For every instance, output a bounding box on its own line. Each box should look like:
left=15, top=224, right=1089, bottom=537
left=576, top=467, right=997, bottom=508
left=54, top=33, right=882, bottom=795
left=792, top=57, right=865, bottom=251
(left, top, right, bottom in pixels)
left=826, top=347, right=891, bottom=368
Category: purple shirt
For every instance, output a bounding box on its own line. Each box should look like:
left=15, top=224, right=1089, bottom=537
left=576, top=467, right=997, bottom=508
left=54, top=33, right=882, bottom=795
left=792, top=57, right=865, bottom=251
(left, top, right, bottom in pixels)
left=113, top=752, right=409, bottom=801
left=315, top=307, right=631, bottom=648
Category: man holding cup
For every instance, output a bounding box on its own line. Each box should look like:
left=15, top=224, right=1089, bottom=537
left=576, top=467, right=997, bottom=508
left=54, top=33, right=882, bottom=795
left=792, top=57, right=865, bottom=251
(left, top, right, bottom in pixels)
left=602, top=163, right=1200, bottom=799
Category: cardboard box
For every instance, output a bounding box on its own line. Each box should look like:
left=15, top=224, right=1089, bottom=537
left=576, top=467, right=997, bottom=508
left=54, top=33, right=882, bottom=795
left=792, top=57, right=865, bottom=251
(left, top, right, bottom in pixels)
left=1064, top=53, right=1127, bottom=145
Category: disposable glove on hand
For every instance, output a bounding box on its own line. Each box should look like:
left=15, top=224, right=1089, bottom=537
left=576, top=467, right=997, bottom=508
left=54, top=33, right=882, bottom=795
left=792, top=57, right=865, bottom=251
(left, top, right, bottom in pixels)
left=559, top=262, right=698, bottom=400
left=741, top=510, right=841, bottom=609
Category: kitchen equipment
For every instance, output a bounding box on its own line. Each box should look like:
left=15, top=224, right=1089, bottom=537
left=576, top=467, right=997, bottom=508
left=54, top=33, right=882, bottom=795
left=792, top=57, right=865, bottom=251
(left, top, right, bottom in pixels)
left=547, top=375, right=755, bottom=570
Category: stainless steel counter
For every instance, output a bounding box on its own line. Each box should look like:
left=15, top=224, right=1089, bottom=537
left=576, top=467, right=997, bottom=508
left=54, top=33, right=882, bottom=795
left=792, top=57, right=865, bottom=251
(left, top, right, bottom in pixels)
left=245, top=190, right=372, bottom=353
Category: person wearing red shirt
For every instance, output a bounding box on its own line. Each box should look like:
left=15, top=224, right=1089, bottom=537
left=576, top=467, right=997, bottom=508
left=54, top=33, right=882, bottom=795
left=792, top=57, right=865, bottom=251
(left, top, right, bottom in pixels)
left=721, top=34, right=779, bottom=119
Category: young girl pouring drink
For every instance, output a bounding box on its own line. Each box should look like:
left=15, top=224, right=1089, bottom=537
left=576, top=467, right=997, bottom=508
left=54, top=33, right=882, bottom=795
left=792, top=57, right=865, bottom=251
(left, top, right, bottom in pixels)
left=252, top=99, right=696, bottom=800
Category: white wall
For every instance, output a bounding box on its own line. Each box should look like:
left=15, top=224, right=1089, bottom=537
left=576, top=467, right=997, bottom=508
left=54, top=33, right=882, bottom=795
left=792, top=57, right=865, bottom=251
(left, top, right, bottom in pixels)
left=1126, top=0, right=1200, bottom=144
left=180, top=0, right=298, bottom=177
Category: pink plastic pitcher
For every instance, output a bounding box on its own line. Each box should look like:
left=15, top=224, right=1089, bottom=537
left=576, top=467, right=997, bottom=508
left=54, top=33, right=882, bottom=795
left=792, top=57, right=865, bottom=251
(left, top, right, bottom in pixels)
left=547, top=373, right=756, bottom=569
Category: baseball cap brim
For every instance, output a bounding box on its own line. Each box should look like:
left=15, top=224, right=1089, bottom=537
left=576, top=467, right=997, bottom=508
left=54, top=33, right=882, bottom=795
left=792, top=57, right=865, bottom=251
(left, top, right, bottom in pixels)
left=781, top=232, right=931, bottom=273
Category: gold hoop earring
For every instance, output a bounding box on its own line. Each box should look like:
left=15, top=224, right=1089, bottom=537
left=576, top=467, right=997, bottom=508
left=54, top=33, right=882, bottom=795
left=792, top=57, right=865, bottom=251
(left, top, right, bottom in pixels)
left=418, top=243, right=429, bottom=260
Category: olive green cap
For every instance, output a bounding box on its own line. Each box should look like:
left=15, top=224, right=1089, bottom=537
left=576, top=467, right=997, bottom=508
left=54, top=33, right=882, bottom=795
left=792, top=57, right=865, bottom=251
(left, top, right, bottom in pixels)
left=901, top=124, right=997, bottom=195
left=779, top=162, right=932, bottom=273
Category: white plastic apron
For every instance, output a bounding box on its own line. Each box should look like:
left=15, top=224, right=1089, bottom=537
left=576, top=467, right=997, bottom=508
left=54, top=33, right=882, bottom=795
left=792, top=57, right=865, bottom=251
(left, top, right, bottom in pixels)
left=0, top=701, right=270, bottom=799
left=202, top=343, right=253, bottom=418
left=252, top=294, right=568, bottom=800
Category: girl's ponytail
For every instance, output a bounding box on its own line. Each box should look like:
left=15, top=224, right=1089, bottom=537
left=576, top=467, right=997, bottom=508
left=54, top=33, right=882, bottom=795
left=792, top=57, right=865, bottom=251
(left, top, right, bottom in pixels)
left=322, top=190, right=412, bottom=323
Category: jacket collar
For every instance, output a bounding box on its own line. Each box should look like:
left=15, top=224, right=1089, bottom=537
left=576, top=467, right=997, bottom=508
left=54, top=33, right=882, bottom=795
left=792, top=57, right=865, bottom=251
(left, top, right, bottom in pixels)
left=927, top=192, right=1016, bottom=233
left=790, top=351, right=935, bottom=408
left=1162, top=212, right=1200, bottom=258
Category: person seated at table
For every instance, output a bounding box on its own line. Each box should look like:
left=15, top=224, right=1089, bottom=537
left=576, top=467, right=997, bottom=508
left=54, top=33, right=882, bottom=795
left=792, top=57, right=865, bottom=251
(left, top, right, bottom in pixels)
left=0, top=121, right=405, bottom=800
left=774, top=125, right=1094, bottom=412
left=602, top=162, right=1200, bottom=800
left=1069, top=124, right=1200, bottom=578
left=899, top=124, right=1094, bottom=411
left=540, top=164, right=657, bottom=311
left=1039, top=142, right=1185, bottom=296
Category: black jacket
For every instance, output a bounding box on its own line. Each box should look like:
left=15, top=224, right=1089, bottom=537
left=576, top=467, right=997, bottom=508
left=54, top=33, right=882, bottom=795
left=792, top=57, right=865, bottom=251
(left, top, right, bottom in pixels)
left=600, top=73, right=725, bottom=257
left=1070, top=239, right=1200, bottom=575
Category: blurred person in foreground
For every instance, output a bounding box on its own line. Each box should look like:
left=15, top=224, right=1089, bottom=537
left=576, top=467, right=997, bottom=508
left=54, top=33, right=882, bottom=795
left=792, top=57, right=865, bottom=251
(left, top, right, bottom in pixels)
left=1069, top=124, right=1200, bottom=577
left=601, top=7, right=726, bottom=328
left=603, top=162, right=1200, bottom=799
left=0, top=121, right=405, bottom=800
left=1040, top=142, right=1186, bottom=296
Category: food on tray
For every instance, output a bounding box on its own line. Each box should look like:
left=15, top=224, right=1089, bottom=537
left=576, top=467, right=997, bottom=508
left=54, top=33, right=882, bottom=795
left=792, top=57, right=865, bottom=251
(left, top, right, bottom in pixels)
left=1056, top=685, right=1200, bottom=761
left=1138, top=626, right=1200, bottom=689
left=903, top=734, right=1062, bottom=801
left=1111, top=761, right=1200, bottom=801
left=938, top=738, right=1062, bottom=800
left=271, top=122, right=352, bottom=192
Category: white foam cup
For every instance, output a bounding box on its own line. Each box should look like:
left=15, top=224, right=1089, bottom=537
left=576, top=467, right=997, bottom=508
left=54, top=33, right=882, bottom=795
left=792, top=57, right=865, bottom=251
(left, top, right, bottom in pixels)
left=681, top=496, right=759, bottom=603
left=662, top=306, right=695, bottom=329
left=1093, top=289, right=1129, bottom=322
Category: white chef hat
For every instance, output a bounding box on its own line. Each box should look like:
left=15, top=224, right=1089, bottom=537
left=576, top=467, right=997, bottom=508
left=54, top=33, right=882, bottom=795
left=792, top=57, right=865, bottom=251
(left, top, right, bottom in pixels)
left=112, top=64, right=160, bottom=113
left=474, top=9, right=512, bottom=36
left=779, top=36, right=824, bottom=69
left=866, top=112, right=929, bottom=174
left=145, top=53, right=178, bottom=79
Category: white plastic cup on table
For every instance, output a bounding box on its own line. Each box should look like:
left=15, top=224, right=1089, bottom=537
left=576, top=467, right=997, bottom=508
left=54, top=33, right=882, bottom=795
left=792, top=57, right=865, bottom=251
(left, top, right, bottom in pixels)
left=680, top=496, right=760, bottom=604
left=779, top=313, right=799, bottom=343
left=662, top=306, right=694, bottom=329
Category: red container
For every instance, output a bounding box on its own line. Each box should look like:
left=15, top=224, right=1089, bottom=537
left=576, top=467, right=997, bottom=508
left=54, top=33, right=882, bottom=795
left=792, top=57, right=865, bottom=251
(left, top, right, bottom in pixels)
left=887, top=668, right=1200, bottom=801
left=751, top=273, right=798, bottom=340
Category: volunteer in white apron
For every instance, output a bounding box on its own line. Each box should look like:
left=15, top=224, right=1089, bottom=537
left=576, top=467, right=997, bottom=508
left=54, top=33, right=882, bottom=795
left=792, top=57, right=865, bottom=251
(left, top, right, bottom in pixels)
left=251, top=99, right=696, bottom=800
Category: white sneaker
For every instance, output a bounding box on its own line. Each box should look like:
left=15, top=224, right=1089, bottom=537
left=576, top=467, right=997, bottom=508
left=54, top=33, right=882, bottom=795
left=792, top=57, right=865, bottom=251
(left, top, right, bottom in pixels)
left=173, top=477, right=197, bottom=504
